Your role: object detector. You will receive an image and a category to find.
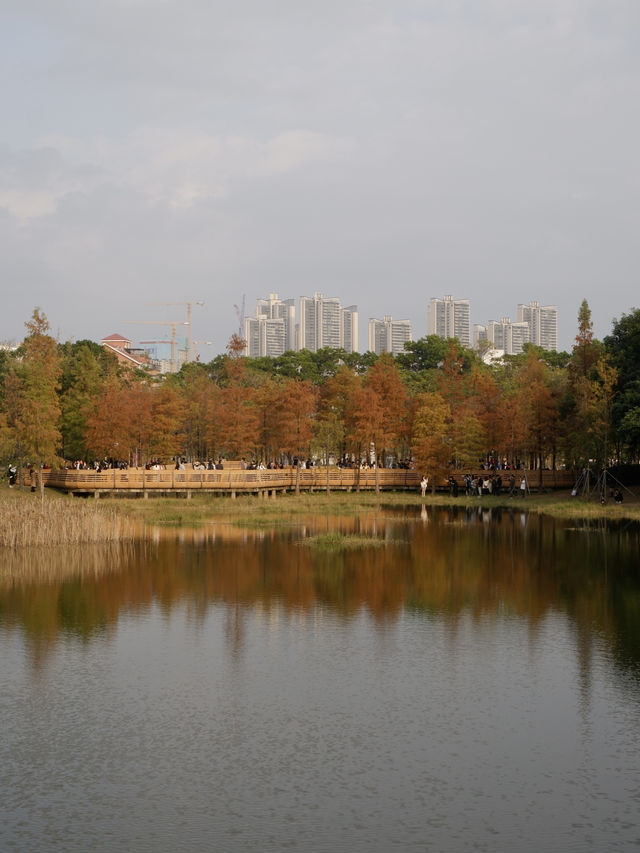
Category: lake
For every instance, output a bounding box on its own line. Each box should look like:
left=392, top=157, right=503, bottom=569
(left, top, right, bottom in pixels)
left=2, top=506, right=639, bottom=852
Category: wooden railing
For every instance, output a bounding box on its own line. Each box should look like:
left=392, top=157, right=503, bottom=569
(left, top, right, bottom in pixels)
left=41, top=467, right=576, bottom=495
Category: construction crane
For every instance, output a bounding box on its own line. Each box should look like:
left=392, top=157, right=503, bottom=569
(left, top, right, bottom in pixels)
left=127, top=321, right=188, bottom=373
left=233, top=294, right=246, bottom=338
left=148, top=301, right=204, bottom=364
left=192, top=340, right=213, bottom=362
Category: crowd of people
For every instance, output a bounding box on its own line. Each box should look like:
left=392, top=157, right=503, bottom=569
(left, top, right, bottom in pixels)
left=4, top=455, right=629, bottom=503
left=415, top=467, right=532, bottom=499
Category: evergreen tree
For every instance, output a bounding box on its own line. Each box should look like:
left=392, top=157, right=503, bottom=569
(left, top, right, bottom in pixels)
left=605, top=308, right=640, bottom=461
left=10, top=309, right=62, bottom=466
left=60, top=343, right=107, bottom=461
left=570, top=299, right=600, bottom=379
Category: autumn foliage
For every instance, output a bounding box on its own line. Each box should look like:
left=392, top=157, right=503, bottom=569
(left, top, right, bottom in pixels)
left=2, top=302, right=639, bottom=478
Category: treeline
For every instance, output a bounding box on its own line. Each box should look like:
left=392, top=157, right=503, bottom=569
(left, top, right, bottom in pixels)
left=1, top=301, right=639, bottom=482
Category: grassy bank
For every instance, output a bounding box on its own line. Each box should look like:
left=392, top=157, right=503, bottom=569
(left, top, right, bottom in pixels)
left=104, top=488, right=640, bottom=525
left=105, top=492, right=387, bottom=526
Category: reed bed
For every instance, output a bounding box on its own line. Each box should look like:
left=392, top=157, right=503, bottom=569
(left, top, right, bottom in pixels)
left=0, top=492, right=137, bottom=548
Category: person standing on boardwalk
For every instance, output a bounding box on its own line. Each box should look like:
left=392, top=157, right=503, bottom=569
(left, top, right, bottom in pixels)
left=494, top=474, right=502, bottom=496
left=520, top=477, right=527, bottom=498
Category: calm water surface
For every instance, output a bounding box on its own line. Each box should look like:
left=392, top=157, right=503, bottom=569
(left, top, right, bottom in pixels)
left=1, top=507, right=640, bottom=852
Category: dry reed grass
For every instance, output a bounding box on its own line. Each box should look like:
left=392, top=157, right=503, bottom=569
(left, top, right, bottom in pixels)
left=0, top=491, right=137, bottom=548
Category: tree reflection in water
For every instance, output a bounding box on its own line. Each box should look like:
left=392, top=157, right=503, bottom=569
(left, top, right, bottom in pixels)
left=1, top=508, right=639, bottom=679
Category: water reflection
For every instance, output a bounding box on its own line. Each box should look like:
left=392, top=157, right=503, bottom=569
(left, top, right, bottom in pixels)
left=3, top=509, right=640, bottom=853
left=1, top=508, right=639, bottom=680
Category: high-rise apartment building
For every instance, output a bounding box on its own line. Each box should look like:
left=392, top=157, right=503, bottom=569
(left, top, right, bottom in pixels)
left=427, top=295, right=471, bottom=347
left=243, top=315, right=286, bottom=358
left=342, top=305, right=359, bottom=354
left=486, top=317, right=530, bottom=355
left=368, top=316, right=412, bottom=356
left=243, top=316, right=260, bottom=357
left=256, top=293, right=296, bottom=352
left=243, top=293, right=296, bottom=358
left=298, top=292, right=358, bottom=353
left=517, top=301, right=558, bottom=351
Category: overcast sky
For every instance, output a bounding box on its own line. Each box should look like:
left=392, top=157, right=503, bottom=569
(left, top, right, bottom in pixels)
left=2, top=0, right=639, bottom=354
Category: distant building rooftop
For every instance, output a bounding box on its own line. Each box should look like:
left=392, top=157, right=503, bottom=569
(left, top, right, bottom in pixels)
left=101, top=333, right=132, bottom=349
left=101, top=333, right=156, bottom=372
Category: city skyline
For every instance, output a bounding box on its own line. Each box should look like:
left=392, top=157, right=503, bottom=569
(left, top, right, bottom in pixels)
left=0, top=287, right=627, bottom=358
left=0, top=290, right=594, bottom=361
left=474, top=301, right=558, bottom=356
left=240, top=292, right=559, bottom=359
left=243, top=292, right=359, bottom=357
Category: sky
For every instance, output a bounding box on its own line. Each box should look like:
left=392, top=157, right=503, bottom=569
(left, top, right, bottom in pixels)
left=2, top=0, right=639, bottom=355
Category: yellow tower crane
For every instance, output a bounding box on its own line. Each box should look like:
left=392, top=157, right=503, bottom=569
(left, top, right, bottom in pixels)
left=148, top=301, right=204, bottom=364
left=126, top=320, right=188, bottom=373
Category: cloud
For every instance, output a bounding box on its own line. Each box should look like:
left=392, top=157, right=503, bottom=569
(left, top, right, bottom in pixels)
left=2, top=0, right=640, bottom=348
left=0, top=128, right=352, bottom=221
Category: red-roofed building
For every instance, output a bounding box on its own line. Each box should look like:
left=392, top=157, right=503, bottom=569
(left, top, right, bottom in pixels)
left=101, top=333, right=157, bottom=372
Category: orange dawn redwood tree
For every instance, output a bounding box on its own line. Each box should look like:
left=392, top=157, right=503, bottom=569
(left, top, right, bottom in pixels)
left=213, top=353, right=260, bottom=459
left=513, top=352, right=561, bottom=485
left=351, top=353, right=409, bottom=493
left=274, top=379, right=317, bottom=493
left=84, top=378, right=135, bottom=462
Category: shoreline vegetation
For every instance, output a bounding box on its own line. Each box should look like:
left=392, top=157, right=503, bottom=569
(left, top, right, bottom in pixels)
left=1, top=486, right=639, bottom=552
left=105, top=488, right=640, bottom=524
left=0, top=490, right=137, bottom=548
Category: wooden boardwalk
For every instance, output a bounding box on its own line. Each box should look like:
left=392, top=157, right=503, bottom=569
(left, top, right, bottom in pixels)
left=42, top=467, right=576, bottom=497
